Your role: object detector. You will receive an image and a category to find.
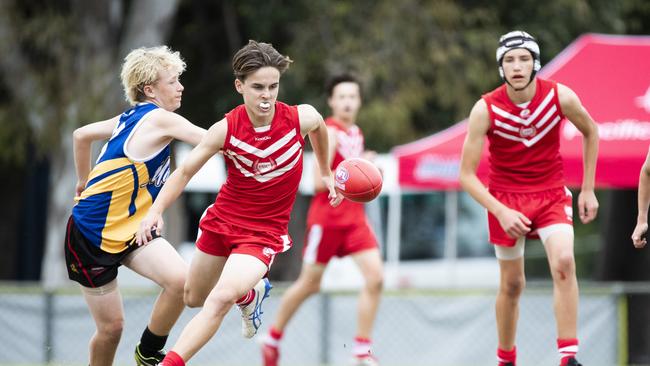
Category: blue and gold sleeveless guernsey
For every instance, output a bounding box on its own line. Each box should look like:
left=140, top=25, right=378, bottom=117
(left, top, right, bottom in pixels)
left=72, top=103, right=171, bottom=253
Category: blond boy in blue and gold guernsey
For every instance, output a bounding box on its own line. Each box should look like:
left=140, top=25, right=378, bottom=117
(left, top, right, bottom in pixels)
left=73, top=102, right=171, bottom=253
left=64, top=46, right=205, bottom=366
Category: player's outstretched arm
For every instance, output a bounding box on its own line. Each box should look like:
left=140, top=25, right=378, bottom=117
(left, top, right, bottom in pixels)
left=136, top=119, right=227, bottom=245
left=298, top=104, right=343, bottom=207
left=312, top=127, right=337, bottom=193
left=558, top=83, right=599, bottom=223
left=632, top=148, right=650, bottom=248
left=153, top=109, right=206, bottom=146
left=72, top=116, right=120, bottom=197
left=459, top=100, right=530, bottom=238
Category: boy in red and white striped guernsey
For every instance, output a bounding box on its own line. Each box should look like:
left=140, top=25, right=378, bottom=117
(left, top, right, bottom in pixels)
left=261, top=74, right=383, bottom=366
left=460, top=31, right=599, bottom=366
left=136, top=40, right=343, bottom=366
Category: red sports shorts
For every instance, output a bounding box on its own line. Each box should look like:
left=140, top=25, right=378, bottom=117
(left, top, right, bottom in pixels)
left=488, top=186, right=573, bottom=247
left=196, top=221, right=291, bottom=268
left=302, top=219, right=378, bottom=265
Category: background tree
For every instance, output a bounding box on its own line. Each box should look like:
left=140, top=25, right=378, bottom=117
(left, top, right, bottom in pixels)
left=167, top=0, right=639, bottom=151
left=0, top=0, right=182, bottom=285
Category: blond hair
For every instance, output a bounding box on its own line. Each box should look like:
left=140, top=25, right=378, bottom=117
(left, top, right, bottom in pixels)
left=120, top=46, right=186, bottom=105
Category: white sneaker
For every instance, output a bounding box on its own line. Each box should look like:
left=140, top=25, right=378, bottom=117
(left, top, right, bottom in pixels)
left=351, top=355, right=379, bottom=366
left=238, top=278, right=272, bottom=338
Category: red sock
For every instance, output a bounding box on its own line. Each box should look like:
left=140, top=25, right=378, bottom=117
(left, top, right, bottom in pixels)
left=161, top=351, right=185, bottom=366
left=264, top=326, right=283, bottom=348
left=270, top=327, right=283, bottom=340
left=557, top=338, right=578, bottom=365
left=236, top=289, right=254, bottom=306
left=497, top=346, right=516, bottom=366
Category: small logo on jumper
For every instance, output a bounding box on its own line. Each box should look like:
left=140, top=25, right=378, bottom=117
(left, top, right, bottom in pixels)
left=520, top=108, right=531, bottom=118
left=519, top=125, right=537, bottom=138
left=253, top=158, right=277, bottom=175
left=149, top=156, right=171, bottom=187
left=263, top=247, right=275, bottom=258
left=255, top=136, right=271, bottom=141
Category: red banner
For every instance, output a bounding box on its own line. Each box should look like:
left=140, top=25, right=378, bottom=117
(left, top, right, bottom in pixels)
left=394, top=34, right=650, bottom=190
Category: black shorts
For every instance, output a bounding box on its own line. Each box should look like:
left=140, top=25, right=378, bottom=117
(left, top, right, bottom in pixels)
left=63, top=216, right=155, bottom=288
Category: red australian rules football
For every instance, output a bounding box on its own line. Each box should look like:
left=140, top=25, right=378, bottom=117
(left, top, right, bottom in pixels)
left=334, top=158, right=383, bottom=202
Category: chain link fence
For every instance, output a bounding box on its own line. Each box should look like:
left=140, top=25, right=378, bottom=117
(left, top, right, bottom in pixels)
left=0, top=281, right=628, bottom=366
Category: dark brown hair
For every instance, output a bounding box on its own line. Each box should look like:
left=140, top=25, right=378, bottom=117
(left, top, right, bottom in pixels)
left=232, top=40, right=293, bottom=81
left=325, top=73, right=361, bottom=98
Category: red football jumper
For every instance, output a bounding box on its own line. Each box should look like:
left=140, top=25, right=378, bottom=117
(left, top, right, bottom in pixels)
left=307, top=117, right=365, bottom=226
left=303, top=117, right=378, bottom=264
left=197, top=102, right=304, bottom=261
left=482, top=78, right=566, bottom=193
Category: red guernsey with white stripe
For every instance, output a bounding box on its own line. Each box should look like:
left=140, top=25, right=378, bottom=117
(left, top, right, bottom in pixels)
left=483, top=78, right=566, bottom=192
left=201, top=102, right=304, bottom=243
left=307, top=118, right=366, bottom=226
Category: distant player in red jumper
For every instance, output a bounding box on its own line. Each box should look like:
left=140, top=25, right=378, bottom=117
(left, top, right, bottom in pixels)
left=136, top=40, right=342, bottom=366
left=262, top=74, right=383, bottom=366
left=459, top=31, right=599, bottom=366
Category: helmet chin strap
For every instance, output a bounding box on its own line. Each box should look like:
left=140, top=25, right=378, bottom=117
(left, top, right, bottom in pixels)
left=501, top=66, right=537, bottom=91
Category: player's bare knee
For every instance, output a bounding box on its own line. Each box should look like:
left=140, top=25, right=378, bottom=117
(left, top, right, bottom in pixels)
left=202, top=288, right=238, bottom=317
left=298, top=276, right=321, bottom=294
left=364, top=273, right=384, bottom=294
left=309, top=278, right=324, bottom=294
left=552, top=252, right=576, bottom=276
left=183, top=287, right=206, bottom=308
left=98, top=318, right=124, bottom=340
left=164, top=271, right=186, bottom=298
left=500, top=276, right=525, bottom=298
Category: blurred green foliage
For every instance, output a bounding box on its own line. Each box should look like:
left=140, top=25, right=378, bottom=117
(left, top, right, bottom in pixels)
left=0, top=1, right=120, bottom=164
left=0, top=0, right=649, bottom=161
left=168, top=0, right=648, bottom=152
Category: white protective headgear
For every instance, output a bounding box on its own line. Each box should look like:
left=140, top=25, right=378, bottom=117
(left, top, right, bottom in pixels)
left=496, top=31, right=541, bottom=82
